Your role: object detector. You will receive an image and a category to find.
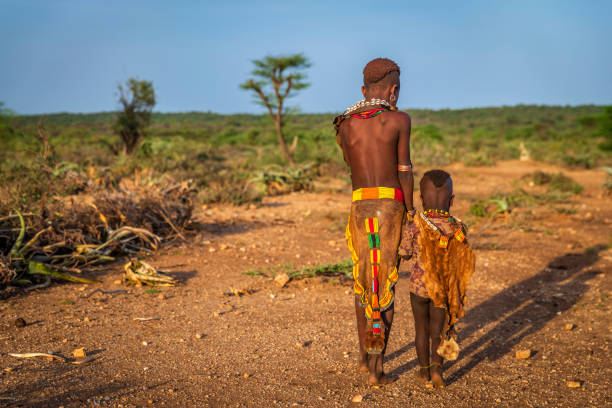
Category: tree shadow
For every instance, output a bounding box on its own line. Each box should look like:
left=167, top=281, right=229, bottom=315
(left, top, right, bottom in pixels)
left=387, top=245, right=603, bottom=383
left=0, top=358, right=175, bottom=407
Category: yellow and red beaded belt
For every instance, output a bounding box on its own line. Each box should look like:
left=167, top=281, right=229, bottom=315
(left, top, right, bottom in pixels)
left=352, top=187, right=404, bottom=202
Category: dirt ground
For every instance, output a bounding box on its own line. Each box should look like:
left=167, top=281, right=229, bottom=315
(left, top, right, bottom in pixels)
left=1, top=160, right=611, bottom=407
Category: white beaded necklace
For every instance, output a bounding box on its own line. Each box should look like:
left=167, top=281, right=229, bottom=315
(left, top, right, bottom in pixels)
left=342, top=98, right=390, bottom=116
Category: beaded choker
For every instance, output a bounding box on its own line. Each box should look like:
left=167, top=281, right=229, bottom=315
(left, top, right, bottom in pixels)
left=343, top=98, right=390, bottom=116
left=350, top=108, right=386, bottom=119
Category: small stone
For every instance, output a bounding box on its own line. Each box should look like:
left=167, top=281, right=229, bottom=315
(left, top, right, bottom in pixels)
left=220, top=244, right=228, bottom=250
left=567, top=380, right=581, bottom=388
left=113, top=280, right=122, bottom=285
left=14, top=318, right=26, bottom=328
left=157, top=293, right=165, bottom=300
left=239, top=247, right=246, bottom=252
left=243, top=373, right=249, bottom=378
left=495, top=398, right=502, bottom=403
left=148, top=400, right=153, bottom=404
left=208, top=248, right=216, bottom=253
left=4, top=367, right=13, bottom=372
left=269, top=294, right=276, bottom=299
left=168, top=388, right=174, bottom=393
left=62, top=338, right=68, bottom=343
left=515, top=349, right=531, bottom=359
left=72, top=348, right=87, bottom=358
left=564, top=323, right=574, bottom=331
left=425, top=383, right=434, bottom=389
left=213, top=312, right=220, bottom=317
left=195, top=333, right=203, bottom=339
left=351, top=394, right=363, bottom=403
left=142, top=341, right=149, bottom=346
left=295, top=254, right=301, bottom=258
left=274, top=273, right=290, bottom=288
left=83, top=316, right=90, bottom=322
left=328, top=240, right=336, bottom=246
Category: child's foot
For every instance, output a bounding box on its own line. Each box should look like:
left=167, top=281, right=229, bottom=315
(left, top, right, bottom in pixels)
left=415, top=366, right=429, bottom=384
left=430, top=363, right=445, bottom=388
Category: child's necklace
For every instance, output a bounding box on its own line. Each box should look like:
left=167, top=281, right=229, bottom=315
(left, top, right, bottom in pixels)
left=423, top=209, right=452, bottom=222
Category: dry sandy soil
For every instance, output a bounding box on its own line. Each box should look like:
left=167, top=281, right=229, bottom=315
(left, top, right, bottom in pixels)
left=1, top=160, right=611, bottom=407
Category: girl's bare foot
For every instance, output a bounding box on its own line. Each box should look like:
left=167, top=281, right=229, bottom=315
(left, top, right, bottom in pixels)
left=368, top=373, right=394, bottom=385
left=416, top=366, right=429, bottom=384
left=430, top=363, right=445, bottom=388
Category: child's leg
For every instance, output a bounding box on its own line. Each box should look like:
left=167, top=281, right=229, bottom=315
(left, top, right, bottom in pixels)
left=410, top=293, right=431, bottom=382
left=428, top=303, right=447, bottom=388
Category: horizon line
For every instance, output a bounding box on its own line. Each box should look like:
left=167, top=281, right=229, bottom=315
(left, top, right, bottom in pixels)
left=9, top=103, right=609, bottom=117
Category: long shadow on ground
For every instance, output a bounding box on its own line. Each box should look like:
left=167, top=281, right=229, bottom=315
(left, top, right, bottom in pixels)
left=388, top=246, right=603, bottom=383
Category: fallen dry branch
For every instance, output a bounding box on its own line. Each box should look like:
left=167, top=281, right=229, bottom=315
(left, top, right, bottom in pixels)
left=7, top=352, right=94, bottom=364
left=83, top=288, right=128, bottom=298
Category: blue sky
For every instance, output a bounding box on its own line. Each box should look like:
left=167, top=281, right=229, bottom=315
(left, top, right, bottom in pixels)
left=1, top=0, right=611, bottom=114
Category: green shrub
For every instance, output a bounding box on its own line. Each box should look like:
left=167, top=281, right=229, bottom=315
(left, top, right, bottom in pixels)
left=549, top=173, right=583, bottom=194
left=463, top=152, right=495, bottom=167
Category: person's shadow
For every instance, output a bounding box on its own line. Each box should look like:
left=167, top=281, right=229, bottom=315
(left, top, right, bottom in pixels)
left=388, top=245, right=604, bottom=382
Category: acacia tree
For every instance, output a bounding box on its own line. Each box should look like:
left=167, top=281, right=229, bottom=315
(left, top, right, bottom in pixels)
left=240, top=54, right=311, bottom=164
left=114, top=78, right=156, bottom=155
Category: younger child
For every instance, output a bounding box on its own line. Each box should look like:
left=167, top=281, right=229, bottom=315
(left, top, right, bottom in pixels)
left=399, top=170, right=475, bottom=388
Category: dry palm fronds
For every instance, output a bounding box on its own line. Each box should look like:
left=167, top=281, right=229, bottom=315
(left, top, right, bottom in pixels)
left=0, top=254, right=16, bottom=284
left=123, top=259, right=177, bottom=286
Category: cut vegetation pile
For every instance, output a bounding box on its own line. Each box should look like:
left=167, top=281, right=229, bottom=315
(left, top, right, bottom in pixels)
left=0, top=175, right=194, bottom=290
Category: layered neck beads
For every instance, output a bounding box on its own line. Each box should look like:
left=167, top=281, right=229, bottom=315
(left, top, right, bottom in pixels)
left=424, top=209, right=452, bottom=222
